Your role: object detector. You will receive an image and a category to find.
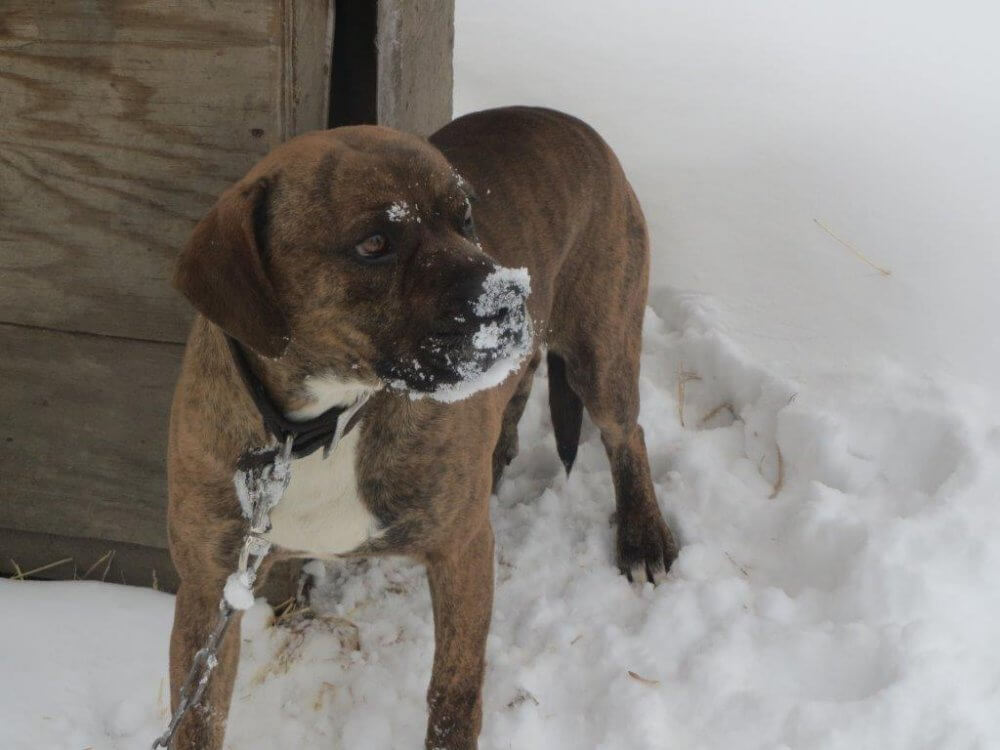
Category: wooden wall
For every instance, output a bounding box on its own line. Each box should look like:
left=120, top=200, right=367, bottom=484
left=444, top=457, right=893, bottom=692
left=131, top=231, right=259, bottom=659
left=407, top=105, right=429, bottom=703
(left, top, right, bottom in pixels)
left=0, top=0, right=454, bottom=590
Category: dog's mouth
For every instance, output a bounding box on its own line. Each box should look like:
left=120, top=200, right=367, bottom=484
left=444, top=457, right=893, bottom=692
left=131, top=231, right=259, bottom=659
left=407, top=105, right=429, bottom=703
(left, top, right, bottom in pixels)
left=379, top=267, right=534, bottom=403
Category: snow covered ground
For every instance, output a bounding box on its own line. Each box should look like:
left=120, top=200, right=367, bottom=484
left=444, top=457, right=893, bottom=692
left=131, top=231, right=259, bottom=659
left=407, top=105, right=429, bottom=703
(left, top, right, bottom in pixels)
left=4, top=2, right=1000, bottom=748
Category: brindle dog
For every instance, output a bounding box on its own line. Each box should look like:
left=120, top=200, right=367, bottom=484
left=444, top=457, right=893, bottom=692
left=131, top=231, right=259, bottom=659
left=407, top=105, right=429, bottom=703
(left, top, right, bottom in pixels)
left=167, top=106, right=678, bottom=749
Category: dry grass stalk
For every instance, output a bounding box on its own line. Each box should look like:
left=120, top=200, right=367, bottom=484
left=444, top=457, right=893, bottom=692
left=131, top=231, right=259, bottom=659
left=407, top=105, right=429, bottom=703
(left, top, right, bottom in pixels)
left=699, top=402, right=735, bottom=427
left=253, top=613, right=361, bottom=685
left=274, top=604, right=314, bottom=627
left=252, top=629, right=309, bottom=684
left=102, top=550, right=116, bottom=581
left=313, top=681, right=337, bottom=711
left=506, top=688, right=540, bottom=709
left=10, top=556, right=73, bottom=580
left=813, top=218, right=891, bottom=276
left=626, top=670, right=661, bottom=686
left=769, top=445, right=785, bottom=499
left=724, top=551, right=749, bottom=578
left=273, top=596, right=322, bottom=628
left=676, top=365, right=702, bottom=428
left=82, top=550, right=114, bottom=580
left=157, top=677, right=167, bottom=717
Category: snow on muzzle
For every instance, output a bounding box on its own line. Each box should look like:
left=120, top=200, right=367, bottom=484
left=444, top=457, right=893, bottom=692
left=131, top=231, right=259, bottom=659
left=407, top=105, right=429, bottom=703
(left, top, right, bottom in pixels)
left=415, top=265, right=534, bottom=404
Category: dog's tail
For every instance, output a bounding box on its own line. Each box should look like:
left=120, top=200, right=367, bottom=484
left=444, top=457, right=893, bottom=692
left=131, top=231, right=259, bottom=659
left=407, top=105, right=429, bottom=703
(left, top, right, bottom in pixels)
left=547, top=351, right=584, bottom=474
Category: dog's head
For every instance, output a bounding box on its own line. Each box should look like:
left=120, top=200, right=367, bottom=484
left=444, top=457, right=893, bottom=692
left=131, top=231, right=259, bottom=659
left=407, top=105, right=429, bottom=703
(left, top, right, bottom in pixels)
left=174, top=127, right=532, bottom=401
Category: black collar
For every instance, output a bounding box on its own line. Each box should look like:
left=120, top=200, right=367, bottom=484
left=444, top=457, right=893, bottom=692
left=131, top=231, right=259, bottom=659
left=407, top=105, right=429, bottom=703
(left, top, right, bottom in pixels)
left=226, top=336, right=368, bottom=463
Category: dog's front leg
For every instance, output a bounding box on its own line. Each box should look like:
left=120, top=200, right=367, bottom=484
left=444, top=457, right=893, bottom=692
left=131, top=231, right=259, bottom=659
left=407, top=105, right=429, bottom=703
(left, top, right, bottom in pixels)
left=424, top=520, right=495, bottom=750
left=169, top=579, right=243, bottom=749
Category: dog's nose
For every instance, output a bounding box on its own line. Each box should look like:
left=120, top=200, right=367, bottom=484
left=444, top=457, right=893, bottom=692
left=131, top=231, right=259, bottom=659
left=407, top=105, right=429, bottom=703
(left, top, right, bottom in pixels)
left=437, top=263, right=531, bottom=345
left=445, top=274, right=491, bottom=317
left=437, top=260, right=497, bottom=319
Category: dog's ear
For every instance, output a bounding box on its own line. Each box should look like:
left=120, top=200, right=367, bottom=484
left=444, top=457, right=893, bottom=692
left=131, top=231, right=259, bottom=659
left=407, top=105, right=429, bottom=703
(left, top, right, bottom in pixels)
left=173, top=177, right=290, bottom=358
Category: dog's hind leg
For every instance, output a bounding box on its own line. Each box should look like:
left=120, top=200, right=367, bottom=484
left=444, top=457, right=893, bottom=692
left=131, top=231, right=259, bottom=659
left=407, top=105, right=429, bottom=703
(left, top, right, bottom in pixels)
left=491, top=350, right=540, bottom=491
left=550, top=191, right=678, bottom=584
left=556, top=335, right=678, bottom=583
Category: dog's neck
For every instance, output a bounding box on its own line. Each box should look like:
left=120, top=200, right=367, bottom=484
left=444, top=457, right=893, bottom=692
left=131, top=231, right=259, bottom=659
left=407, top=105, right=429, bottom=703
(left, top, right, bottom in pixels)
left=221, top=333, right=381, bottom=462
left=288, top=374, right=378, bottom=419
left=233, top=340, right=377, bottom=421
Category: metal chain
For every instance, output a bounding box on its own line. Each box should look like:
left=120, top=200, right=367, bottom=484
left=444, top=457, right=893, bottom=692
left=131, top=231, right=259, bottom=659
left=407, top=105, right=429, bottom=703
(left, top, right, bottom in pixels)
left=151, top=435, right=292, bottom=749
left=152, top=392, right=369, bottom=749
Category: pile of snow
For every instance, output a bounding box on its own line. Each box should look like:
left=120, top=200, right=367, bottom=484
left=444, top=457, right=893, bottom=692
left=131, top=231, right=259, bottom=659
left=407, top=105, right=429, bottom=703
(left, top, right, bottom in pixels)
left=3, top=290, right=998, bottom=748
left=0, top=581, right=173, bottom=749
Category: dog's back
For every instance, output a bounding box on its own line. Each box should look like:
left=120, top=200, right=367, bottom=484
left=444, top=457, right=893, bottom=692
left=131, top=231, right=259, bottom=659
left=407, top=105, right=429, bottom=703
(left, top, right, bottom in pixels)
left=430, top=106, right=645, bottom=306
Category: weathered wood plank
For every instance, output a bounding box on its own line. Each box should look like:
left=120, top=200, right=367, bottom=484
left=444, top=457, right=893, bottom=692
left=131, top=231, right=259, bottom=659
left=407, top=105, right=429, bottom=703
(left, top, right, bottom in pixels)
left=377, top=0, right=454, bottom=136
left=0, top=322, right=182, bottom=549
left=284, top=0, right=337, bottom=140
left=0, top=0, right=335, bottom=343
left=0, top=0, right=453, bottom=596
left=0, top=528, right=179, bottom=591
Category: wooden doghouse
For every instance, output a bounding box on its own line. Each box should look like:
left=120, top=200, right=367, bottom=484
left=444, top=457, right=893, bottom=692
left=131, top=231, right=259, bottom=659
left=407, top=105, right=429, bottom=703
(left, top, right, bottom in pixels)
left=0, top=0, right=454, bottom=592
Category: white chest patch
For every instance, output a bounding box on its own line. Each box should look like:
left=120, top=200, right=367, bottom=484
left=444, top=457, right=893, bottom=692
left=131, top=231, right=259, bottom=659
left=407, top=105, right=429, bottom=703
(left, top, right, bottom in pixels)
left=264, top=422, right=381, bottom=557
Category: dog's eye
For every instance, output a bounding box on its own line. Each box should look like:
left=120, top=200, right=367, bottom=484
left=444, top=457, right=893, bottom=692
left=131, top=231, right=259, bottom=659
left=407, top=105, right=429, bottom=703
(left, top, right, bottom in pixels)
left=355, top=233, right=391, bottom=261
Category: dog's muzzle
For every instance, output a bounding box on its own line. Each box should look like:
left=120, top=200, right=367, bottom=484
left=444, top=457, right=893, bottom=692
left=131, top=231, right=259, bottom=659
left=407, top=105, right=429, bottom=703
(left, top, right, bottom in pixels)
left=384, top=265, right=534, bottom=402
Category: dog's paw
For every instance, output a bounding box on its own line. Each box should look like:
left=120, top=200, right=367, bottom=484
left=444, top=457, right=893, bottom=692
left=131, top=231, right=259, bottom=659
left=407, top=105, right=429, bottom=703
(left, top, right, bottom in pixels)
left=615, top=504, right=678, bottom=585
